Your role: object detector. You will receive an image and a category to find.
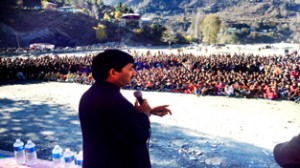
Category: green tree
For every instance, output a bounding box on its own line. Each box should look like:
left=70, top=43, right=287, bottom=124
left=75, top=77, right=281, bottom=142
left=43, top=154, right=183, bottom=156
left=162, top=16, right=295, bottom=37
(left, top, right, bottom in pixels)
left=93, top=24, right=107, bottom=41
left=201, top=14, right=221, bottom=44
left=115, top=2, right=122, bottom=11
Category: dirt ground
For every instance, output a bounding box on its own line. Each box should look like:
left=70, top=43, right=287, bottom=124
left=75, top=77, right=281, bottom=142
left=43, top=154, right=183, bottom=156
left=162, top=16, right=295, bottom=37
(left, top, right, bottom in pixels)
left=0, top=82, right=299, bottom=167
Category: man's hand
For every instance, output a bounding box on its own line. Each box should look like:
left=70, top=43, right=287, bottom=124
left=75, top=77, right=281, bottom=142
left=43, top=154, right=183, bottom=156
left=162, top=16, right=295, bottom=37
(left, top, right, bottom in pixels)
left=135, top=99, right=152, bottom=115
left=150, top=105, right=172, bottom=117
left=135, top=99, right=172, bottom=117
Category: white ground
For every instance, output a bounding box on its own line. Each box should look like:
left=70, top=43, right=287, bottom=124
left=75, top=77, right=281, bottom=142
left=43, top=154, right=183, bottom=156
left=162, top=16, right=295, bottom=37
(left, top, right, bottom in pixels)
left=18, top=43, right=299, bottom=59
left=0, top=82, right=299, bottom=151
left=126, top=43, right=299, bottom=56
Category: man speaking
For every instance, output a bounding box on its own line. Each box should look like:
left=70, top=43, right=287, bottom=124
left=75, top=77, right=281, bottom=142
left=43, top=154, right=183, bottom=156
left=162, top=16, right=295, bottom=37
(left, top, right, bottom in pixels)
left=79, top=49, right=172, bottom=168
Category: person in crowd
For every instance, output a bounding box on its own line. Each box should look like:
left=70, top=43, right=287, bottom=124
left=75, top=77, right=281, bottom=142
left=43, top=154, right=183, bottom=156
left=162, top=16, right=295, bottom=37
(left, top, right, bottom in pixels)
left=290, top=65, right=299, bottom=80
left=78, top=49, right=172, bottom=168
left=264, top=86, right=278, bottom=100
left=273, top=134, right=300, bottom=168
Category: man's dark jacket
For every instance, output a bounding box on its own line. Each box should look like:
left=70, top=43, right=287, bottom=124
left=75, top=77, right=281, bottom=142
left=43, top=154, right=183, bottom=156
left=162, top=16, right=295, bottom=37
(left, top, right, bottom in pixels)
left=79, top=81, right=151, bottom=168
left=273, top=134, right=300, bottom=168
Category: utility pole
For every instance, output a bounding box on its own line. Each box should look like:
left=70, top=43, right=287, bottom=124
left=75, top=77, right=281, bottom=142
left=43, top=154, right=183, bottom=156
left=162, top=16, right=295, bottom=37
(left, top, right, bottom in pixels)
left=297, top=13, right=300, bottom=54
left=118, top=21, right=121, bottom=45
left=15, top=31, right=20, bottom=48
left=183, top=4, right=187, bottom=31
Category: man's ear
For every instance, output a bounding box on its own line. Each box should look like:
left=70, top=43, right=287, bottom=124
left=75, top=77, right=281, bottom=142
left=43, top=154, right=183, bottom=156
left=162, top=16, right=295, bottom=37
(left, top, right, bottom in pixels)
left=106, top=69, right=118, bottom=83
left=108, top=69, right=118, bottom=78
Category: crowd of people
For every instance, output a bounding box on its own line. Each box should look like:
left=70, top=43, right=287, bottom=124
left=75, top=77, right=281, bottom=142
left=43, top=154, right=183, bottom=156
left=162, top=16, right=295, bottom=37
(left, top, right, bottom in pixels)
left=0, top=49, right=299, bottom=102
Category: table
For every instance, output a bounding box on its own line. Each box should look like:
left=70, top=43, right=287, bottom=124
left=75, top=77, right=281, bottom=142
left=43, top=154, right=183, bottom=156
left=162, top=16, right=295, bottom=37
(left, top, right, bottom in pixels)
left=0, top=157, right=52, bottom=168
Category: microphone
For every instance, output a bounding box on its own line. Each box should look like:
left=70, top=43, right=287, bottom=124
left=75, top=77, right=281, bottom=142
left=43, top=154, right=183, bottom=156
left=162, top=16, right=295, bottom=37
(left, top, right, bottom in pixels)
left=133, top=90, right=144, bottom=104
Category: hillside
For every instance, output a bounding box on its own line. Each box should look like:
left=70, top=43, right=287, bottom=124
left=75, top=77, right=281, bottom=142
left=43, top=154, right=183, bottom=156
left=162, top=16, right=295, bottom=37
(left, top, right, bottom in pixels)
left=0, top=7, right=106, bottom=48
left=111, top=0, right=300, bottom=19
left=0, top=6, right=165, bottom=48
left=0, top=0, right=299, bottom=48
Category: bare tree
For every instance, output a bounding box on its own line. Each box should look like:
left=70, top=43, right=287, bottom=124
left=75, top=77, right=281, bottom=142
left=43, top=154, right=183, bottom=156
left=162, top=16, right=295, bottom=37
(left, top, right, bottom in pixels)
left=188, top=9, right=205, bottom=43
left=161, top=25, right=178, bottom=47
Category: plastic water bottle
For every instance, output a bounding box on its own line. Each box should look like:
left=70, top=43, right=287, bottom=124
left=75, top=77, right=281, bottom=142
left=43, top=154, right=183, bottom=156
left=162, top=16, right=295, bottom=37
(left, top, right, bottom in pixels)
left=13, top=139, right=25, bottom=164
left=63, top=148, right=75, bottom=168
left=75, top=151, right=83, bottom=167
left=52, top=145, right=63, bottom=168
left=25, top=140, right=37, bottom=166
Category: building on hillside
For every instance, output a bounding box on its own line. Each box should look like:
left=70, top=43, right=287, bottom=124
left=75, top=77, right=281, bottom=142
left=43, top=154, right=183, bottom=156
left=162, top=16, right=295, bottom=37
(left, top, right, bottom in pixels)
left=140, top=18, right=151, bottom=27
left=58, top=6, right=83, bottom=13
left=29, top=43, right=55, bottom=51
left=120, top=13, right=141, bottom=27
left=46, top=2, right=57, bottom=10
left=121, top=14, right=141, bottom=21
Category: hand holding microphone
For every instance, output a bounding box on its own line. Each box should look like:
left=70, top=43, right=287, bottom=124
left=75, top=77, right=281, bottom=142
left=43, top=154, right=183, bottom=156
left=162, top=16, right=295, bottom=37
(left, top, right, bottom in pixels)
left=134, top=91, right=172, bottom=117
left=134, top=91, right=151, bottom=115
left=133, top=90, right=144, bottom=105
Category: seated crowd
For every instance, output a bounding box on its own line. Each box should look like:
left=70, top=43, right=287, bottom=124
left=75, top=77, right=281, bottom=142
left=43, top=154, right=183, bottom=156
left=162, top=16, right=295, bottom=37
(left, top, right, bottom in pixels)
left=0, top=49, right=299, bottom=102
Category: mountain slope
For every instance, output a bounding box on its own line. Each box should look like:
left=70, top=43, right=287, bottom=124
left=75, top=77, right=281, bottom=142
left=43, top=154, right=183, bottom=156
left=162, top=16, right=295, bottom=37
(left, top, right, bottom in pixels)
left=108, top=0, right=299, bottom=21
left=0, top=8, right=101, bottom=47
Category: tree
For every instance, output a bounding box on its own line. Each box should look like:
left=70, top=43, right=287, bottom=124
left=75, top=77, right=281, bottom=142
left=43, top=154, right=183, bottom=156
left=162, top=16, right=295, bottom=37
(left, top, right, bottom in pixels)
left=114, top=10, right=122, bottom=21
left=128, top=8, right=134, bottom=13
left=93, top=24, right=107, bottom=41
left=134, top=28, right=144, bottom=35
left=121, top=4, right=129, bottom=13
left=96, top=0, right=103, bottom=6
left=200, top=14, right=221, bottom=44
left=90, top=0, right=96, bottom=4
left=41, top=0, right=48, bottom=9
left=161, top=26, right=178, bottom=47
left=92, top=4, right=99, bottom=19
left=103, top=13, right=111, bottom=21
left=184, top=35, right=193, bottom=43
left=218, top=33, right=238, bottom=44
left=63, top=0, right=70, bottom=5
left=115, top=2, right=122, bottom=12
left=248, top=31, right=257, bottom=40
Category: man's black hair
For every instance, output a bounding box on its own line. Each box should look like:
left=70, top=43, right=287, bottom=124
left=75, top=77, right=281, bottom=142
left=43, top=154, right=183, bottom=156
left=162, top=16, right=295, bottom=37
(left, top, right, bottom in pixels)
left=92, top=49, right=134, bottom=81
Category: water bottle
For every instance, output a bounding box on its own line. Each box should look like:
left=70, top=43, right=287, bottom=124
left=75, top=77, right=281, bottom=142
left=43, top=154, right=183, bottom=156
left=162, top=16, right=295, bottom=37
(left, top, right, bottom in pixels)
left=63, top=148, right=75, bottom=168
left=75, top=151, right=83, bottom=167
left=52, top=145, right=63, bottom=168
left=25, top=140, right=37, bottom=166
left=13, top=139, right=25, bottom=164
